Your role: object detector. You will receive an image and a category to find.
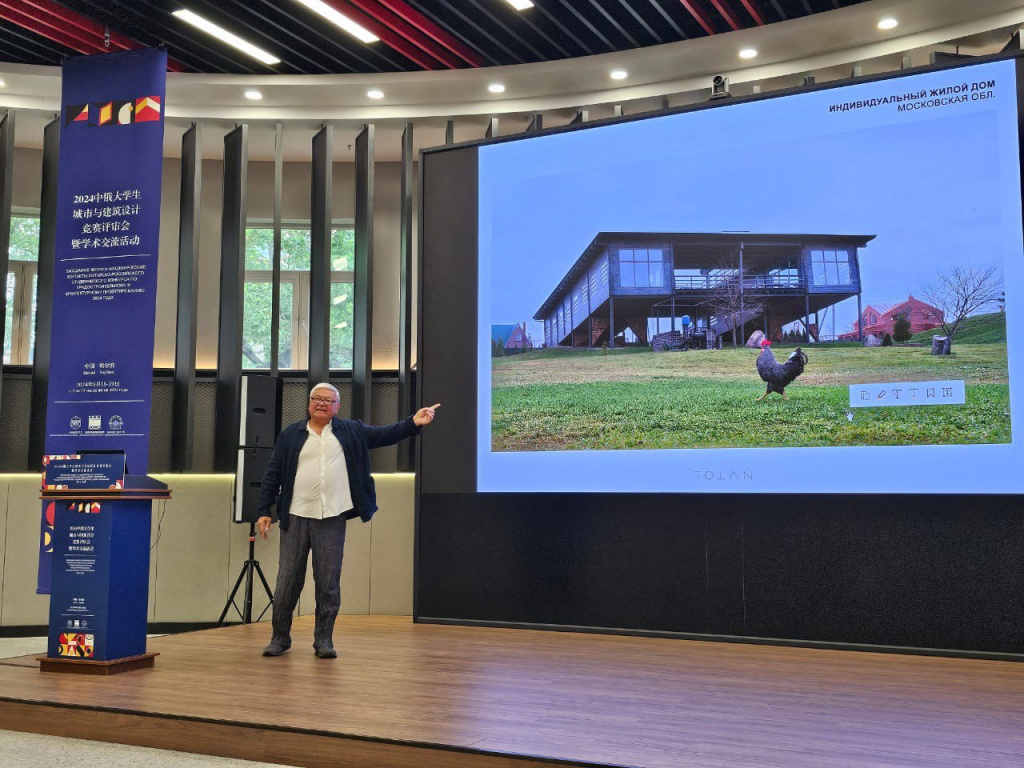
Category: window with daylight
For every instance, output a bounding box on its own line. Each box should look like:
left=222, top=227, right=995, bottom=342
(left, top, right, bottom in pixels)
left=243, top=225, right=355, bottom=370
left=4, top=215, right=40, bottom=365
left=618, top=247, right=665, bottom=288
left=766, top=265, right=800, bottom=288
left=810, top=249, right=853, bottom=287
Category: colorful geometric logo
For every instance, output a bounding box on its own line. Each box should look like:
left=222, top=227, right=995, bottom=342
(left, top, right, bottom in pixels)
left=58, top=632, right=95, bottom=658
left=114, top=100, right=134, bottom=125
left=135, top=95, right=161, bottom=123
left=42, top=501, right=55, bottom=554
left=65, top=95, right=162, bottom=128
left=91, top=102, right=114, bottom=127
left=64, top=104, right=89, bottom=126
left=41, top=454, right=81, bottom=466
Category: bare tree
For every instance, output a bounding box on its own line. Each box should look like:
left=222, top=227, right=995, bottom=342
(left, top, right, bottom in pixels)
left=919, top=264, right=1002, bottom=352
left=700, top=261, right=765, bottom=349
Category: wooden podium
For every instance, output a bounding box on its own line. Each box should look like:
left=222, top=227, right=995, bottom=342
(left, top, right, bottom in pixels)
left=40, top=475, right=171, bottom=675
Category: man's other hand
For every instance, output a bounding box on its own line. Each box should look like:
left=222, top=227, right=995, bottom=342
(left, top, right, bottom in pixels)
left=256, top=515, right=273, bottom=539
left=413, top=403, right=441, bottom=427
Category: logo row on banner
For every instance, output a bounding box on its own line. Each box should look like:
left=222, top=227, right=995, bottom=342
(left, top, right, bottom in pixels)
left=65, top=96, right=162, bottom=127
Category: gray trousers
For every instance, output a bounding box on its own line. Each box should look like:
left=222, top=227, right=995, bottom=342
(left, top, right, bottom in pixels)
left=271, top=514, right=347, bottom=648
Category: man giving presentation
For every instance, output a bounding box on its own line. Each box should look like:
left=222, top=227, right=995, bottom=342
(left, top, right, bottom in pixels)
left=257, top=383, right=439, bottom=658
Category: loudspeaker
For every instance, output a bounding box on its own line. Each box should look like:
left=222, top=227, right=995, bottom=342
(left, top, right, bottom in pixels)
left=238, top=374, right=282, bottom=449
left=235, top=446, right=275, bottom=523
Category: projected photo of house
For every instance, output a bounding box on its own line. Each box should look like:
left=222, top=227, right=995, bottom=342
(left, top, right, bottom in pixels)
left=490, top=229, right=1009, bottom=453
left=534, top=232, right=875, bottom=349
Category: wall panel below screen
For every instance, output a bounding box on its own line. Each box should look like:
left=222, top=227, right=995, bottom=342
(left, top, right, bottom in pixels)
left=415, top=493, right=1024, bottom=655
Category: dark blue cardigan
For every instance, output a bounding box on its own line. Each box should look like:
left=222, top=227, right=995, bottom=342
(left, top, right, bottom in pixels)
left=258, top=416, right=420, bottom=530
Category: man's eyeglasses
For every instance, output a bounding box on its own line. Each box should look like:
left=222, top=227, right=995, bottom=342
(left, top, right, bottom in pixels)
left=310, top=396, right=337, bottom=405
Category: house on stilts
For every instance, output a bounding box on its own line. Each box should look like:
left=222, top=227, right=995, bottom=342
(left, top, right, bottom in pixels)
left=533, top=232, right=875, bottom=348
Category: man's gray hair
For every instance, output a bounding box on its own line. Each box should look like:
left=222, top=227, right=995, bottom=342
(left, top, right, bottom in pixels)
left=310, top=382, right=341, bottom=401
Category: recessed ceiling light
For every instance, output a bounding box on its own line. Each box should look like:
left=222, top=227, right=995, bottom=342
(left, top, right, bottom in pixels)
left=172, top=10, right=281, bottom=65
left=488, top=83, right=506, bottom=93
left=367, top=89, right=384, bottom=99
left=244, top=90, right=263, bottom=100
left=739, top=48, right=758, bottom=59
left=506, top=0, right=534, bottom=10
left=878, top=18, right=898, bottom=30
left=610, top=69, right=628, bottom=80
left=293, top=0, right=379, bottom=44
left=0, top=78, right=5, bottom=88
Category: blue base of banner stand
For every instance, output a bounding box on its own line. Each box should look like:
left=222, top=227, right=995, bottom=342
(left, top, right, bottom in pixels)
left=42, top=475, right=170, bottom=674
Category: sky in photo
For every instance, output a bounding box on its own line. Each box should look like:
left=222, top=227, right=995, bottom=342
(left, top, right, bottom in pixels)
left=481, top=62, right=1017, bottom=344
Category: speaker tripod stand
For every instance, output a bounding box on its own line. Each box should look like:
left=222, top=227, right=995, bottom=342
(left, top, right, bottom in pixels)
left=218, top=521, right=274, bottom=625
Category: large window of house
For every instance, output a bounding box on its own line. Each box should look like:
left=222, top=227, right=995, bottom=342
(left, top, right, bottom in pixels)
left=4, top=215, right=39, bottom=365
left=243, top=225, right=354, bottom=370
left=810, top=249, right=852, bottom=287
left=619, top=248, right=664, bottom=288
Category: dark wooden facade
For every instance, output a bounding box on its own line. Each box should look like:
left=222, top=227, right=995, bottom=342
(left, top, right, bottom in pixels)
left=534, top=232, right=875, bottom=348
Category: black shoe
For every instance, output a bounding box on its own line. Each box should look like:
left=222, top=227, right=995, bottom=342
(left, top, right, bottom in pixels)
left=314, top=644, right=337, bottom=659
left=262, top=639, right=291, bottom=657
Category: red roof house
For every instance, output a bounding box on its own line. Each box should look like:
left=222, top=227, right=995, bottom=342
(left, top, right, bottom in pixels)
left=840, top=295, right=943, bottom=340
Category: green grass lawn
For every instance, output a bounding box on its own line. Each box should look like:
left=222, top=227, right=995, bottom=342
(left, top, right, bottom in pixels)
left=491, top=341, right=1010, bottom=451
left=909, top=310, right=1007, bottom=345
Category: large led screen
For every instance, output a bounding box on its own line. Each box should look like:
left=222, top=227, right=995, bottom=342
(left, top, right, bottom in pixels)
left=475, top=58, right=1024, bottom=494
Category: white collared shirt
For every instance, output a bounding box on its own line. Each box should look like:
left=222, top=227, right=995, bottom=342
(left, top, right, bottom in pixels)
left=289, top=421, right=354, bottom=520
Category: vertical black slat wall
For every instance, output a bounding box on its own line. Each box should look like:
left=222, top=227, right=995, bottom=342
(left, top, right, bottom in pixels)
left=0, top=111, right=14, bottom=414
left=171, top=124, right=202, bottom=472
left=416, top=148, right=479, bottom=493
left=271, top=122, right=283, bottom=375
left=309, top=124, right=333, bottom=390
left=214, top=124, right=248, bottom=472
left=397, top=122, right=415, bottom=470
left=28, top=116, right=59, bottom=469
left=352, top=124, right=375, bottom=422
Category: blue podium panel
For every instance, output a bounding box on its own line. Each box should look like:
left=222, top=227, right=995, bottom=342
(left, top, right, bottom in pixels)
left=46, top=492, right=158, bottom=663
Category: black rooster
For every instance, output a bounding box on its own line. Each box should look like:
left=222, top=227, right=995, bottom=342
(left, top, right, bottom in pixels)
left=755, top=340, right=807, bottom=401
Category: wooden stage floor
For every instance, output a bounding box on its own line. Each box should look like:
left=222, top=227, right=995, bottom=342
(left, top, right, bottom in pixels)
left=0, top=616, right=1022, bottom=768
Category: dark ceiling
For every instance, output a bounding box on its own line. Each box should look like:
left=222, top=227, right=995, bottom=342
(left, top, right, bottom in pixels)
left=0, top=0, right=874, bottom=75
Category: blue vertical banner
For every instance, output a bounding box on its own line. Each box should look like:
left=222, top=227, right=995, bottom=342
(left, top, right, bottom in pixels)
left=37, top=49, right=167, bottom=593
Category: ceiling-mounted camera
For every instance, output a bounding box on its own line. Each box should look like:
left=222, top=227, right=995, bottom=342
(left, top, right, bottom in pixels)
left=710, top=75, right=731, bottom=100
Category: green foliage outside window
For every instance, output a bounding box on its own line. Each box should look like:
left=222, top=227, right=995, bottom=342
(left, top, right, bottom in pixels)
left=242, top=226, right=354, bottom=370
left=242, top=281, right=294, bottom=367
left=10, top=216, right=39, bottom=262
left=3, top=272, right=13, bottom=363
left=5, top=216, right=39, bottom=364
